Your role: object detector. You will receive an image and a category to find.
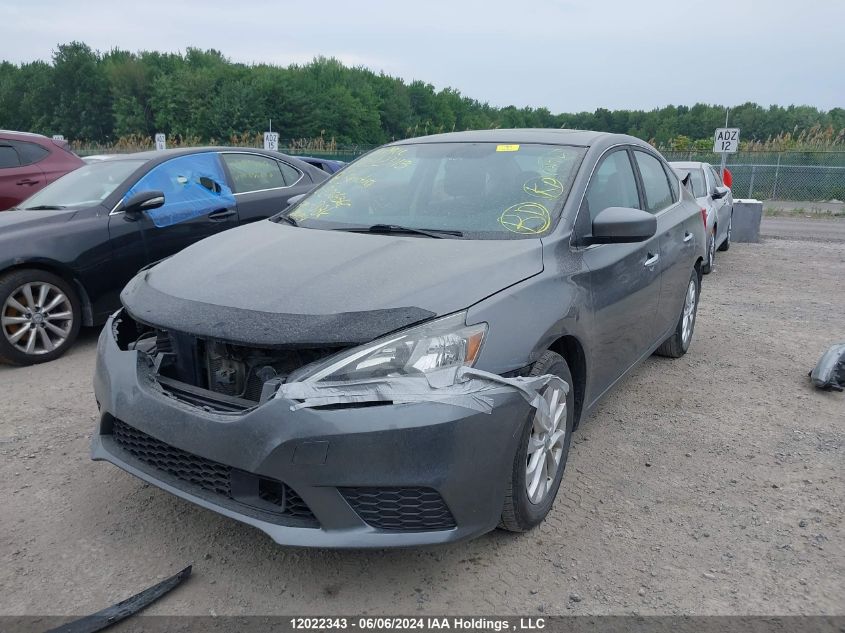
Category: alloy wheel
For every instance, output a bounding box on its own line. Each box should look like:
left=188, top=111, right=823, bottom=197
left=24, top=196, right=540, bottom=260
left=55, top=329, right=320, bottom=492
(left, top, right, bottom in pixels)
left=2, top=282, right=74, bottom=355
left=525, top=383, right=568, bottom=504
left=681, top=278, right=697, bottom=347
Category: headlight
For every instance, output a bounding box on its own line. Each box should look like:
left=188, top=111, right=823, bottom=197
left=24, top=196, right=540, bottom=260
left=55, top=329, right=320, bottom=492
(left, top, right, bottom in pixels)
left=298, top=312, right=486, bottom=383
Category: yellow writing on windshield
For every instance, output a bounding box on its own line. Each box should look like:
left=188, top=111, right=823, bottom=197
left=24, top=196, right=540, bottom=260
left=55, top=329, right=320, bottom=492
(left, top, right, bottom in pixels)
left=523, top=176, right=564, bottom=200
left=499, top=201, right=551, bottom=234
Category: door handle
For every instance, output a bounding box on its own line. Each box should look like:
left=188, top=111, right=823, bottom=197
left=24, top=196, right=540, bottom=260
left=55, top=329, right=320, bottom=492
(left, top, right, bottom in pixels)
left=16, top=178, right=39, bottom=186
left=683, top=232, right=694, bottom=243
left=207, top=208, right=236, bottom=221
left=644, top=253, right=659, bottom=267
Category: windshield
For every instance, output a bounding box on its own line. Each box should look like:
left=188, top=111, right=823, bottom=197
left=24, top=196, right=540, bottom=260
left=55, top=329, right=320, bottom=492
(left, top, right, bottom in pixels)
left=285, top=142, right=586, bottom=239
left=20, top=159, right=146, bottom=209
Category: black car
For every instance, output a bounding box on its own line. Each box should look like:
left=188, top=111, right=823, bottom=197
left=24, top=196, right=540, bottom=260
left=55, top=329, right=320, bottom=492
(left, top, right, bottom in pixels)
left=0, top=147, right=326, bottom=365
left=93, top=130, right=707, bottom=547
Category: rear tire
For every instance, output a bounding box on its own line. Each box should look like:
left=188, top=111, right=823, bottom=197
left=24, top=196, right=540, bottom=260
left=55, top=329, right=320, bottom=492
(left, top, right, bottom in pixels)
left=0, top=269, right=81, bottom=366
left=655, top=268, right=700, bottom=359
left=499, top=350, right=574, bottom=533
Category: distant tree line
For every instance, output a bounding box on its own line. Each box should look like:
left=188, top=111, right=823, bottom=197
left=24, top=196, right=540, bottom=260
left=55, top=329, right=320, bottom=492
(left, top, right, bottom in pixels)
left=1, top=41, right=843, bottom=148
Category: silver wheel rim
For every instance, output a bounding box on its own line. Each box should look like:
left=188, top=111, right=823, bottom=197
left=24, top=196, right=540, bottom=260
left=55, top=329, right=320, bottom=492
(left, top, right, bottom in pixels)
left=2, top=282, right=73, bottom=355
left=727, top=219, right=732, bottom=243
left=681, top=278, right=697, bottom=346
left=708, top=234, right=715, bottom=267
left=525, top=383, right=567, bottom=504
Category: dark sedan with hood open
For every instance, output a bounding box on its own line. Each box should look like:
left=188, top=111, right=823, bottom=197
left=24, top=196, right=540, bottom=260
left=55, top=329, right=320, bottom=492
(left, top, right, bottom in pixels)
left=92, top=129, right=706, bottom=547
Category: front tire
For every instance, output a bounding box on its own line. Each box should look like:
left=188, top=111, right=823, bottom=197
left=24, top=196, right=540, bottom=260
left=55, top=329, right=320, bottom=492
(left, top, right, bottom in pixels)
left=0, top=269, right=81, bottom=366
left=500, top=350, right=574, bottom=533
left=655, top=268, right=700, bottom=359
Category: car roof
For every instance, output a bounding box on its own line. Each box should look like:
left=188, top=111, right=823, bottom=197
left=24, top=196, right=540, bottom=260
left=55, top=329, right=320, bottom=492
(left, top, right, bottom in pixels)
left=670, top=161, right=708, bottom=169
left=0, top=129, right=51, bottom=140
left=389, top=128, right=651, bottom=150
left=77, top=147, right=320, bottom=176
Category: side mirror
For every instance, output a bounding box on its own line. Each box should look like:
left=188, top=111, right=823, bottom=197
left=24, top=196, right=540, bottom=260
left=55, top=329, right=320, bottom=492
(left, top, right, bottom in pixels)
left=286, top=193, right=306, bottom=207
left=122, top=190, right=165, bottom=217
left=591, top=207, right=657, bottom=244
left=712, top=186, right=729, bottom=200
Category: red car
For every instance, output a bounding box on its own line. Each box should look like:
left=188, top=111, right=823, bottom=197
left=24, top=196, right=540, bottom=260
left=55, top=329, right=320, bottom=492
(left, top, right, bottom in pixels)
left=0, top=131, right=84, bottom=210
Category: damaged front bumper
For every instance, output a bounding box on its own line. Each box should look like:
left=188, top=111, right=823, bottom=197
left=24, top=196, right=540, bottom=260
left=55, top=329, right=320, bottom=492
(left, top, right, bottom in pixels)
left=92, top=317, right=534, bottom=548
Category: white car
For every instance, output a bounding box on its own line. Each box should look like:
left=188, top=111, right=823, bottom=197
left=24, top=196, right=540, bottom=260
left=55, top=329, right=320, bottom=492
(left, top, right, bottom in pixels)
left=671, top=161, right=733, bottom=274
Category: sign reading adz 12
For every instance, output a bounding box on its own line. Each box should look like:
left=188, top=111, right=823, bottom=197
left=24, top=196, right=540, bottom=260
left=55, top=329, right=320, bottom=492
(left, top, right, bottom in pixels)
left=714, top=128, right=740, bottom=153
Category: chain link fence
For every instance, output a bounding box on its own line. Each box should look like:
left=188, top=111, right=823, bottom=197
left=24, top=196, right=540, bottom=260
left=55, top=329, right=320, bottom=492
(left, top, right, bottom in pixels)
left=661, top=150, right=845, bottom=201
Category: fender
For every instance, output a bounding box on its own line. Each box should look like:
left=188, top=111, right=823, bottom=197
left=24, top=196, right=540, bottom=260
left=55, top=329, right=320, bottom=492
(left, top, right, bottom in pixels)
left=465, top=248, right=592, bottom=378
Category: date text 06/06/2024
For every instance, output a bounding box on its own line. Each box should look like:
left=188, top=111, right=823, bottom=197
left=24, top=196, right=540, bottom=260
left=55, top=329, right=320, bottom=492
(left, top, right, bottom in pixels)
left=289, top=617, right=548, bottom=631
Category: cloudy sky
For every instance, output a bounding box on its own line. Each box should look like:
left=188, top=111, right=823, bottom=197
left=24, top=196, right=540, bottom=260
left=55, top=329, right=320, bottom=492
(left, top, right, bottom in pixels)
left=1, top=0, right=842, bottom=113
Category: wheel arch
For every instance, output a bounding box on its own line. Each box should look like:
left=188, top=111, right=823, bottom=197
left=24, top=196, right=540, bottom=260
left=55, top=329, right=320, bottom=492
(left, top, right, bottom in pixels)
left=0, top=261, right=94, bottom=326
left=547, top=334, right=587, bottom=429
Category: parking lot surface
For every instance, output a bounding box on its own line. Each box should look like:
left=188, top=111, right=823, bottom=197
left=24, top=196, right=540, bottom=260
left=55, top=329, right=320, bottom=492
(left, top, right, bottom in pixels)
left=761, top=216, right=845, bottom=242
left=1, top=219, right=843, bottom=616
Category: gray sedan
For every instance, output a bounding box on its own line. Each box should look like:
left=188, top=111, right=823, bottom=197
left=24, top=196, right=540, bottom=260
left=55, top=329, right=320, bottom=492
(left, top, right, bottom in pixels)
left=671, top=161, right=734, bottom=273
left=92, top=130, right=706, bottom=547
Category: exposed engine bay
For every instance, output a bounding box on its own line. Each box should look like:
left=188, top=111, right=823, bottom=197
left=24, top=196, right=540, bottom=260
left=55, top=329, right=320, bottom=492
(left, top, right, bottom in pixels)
left=112, top=310, right=345, bottom=410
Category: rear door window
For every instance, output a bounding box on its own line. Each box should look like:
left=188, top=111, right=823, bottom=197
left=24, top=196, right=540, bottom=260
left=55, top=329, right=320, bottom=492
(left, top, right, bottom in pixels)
left=278, top=162, right=303, bottom=186
left=662, top=163, right=679, bottom=202
left=634, top=151, right=673, bottom=213
left=0, top=145, right=20, bottom=168
left=222, top=154, right=288, bottom=193
left=12, top=141, right=50, bottom=166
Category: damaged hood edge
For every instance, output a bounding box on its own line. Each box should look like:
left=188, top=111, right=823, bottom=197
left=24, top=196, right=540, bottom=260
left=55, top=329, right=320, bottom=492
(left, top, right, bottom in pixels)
left=121, top=222, right=544, bottom=347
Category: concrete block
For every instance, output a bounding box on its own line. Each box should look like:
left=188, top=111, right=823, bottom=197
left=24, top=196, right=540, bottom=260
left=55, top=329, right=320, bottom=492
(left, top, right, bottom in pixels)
left=732, top=199, right=763, bottom=242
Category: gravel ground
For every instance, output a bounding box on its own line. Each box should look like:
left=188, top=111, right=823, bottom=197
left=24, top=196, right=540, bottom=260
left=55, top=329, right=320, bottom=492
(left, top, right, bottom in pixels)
left=761, top=216, right=845, bottom=242
left=1, top=224, right=843, bottom=617
left=763, top=200, right=844, bottom=217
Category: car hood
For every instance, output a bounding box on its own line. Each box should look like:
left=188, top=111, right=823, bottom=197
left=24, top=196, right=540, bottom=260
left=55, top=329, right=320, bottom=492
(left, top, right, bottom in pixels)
left=0, top=208, right=79, bottom=230
left=122, top=220, right=544, bottom=346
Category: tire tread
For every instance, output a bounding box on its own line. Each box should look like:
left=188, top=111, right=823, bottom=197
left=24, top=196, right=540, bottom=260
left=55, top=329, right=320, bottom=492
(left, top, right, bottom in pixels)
left=499, top=350, right=572, bottom=533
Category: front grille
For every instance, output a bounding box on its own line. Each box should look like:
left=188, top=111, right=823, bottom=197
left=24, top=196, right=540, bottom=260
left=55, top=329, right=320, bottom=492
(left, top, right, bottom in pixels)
left=340, top=487, right=456, bottom=532
left=110, top=418, right=317, bottom=526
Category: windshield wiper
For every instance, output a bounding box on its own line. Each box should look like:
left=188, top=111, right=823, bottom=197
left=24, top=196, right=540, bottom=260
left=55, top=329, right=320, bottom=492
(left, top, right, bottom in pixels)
left=275, top=214, right=299, bottom=227
left=24, top=205, right=66, bottom=210
left=342, top=224, right=463, bottom=239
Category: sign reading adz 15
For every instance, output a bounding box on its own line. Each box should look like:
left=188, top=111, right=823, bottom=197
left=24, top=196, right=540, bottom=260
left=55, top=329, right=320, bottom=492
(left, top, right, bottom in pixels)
left=714, top=128, right=740, bottom=153
left=264, top=132, right=279, bottom=151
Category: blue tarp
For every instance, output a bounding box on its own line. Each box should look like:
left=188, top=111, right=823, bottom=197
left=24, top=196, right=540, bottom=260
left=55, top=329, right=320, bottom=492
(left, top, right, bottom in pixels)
left=122, top=153, right=235, bottom=228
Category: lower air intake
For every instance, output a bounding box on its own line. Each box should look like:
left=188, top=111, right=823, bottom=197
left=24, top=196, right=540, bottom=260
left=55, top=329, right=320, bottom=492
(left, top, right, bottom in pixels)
left=340, top=486, right=456, bottom=531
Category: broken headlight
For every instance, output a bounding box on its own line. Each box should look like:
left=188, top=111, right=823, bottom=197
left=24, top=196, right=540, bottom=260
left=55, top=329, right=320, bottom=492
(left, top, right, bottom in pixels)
left=296, top=312, right=486, bottom=383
